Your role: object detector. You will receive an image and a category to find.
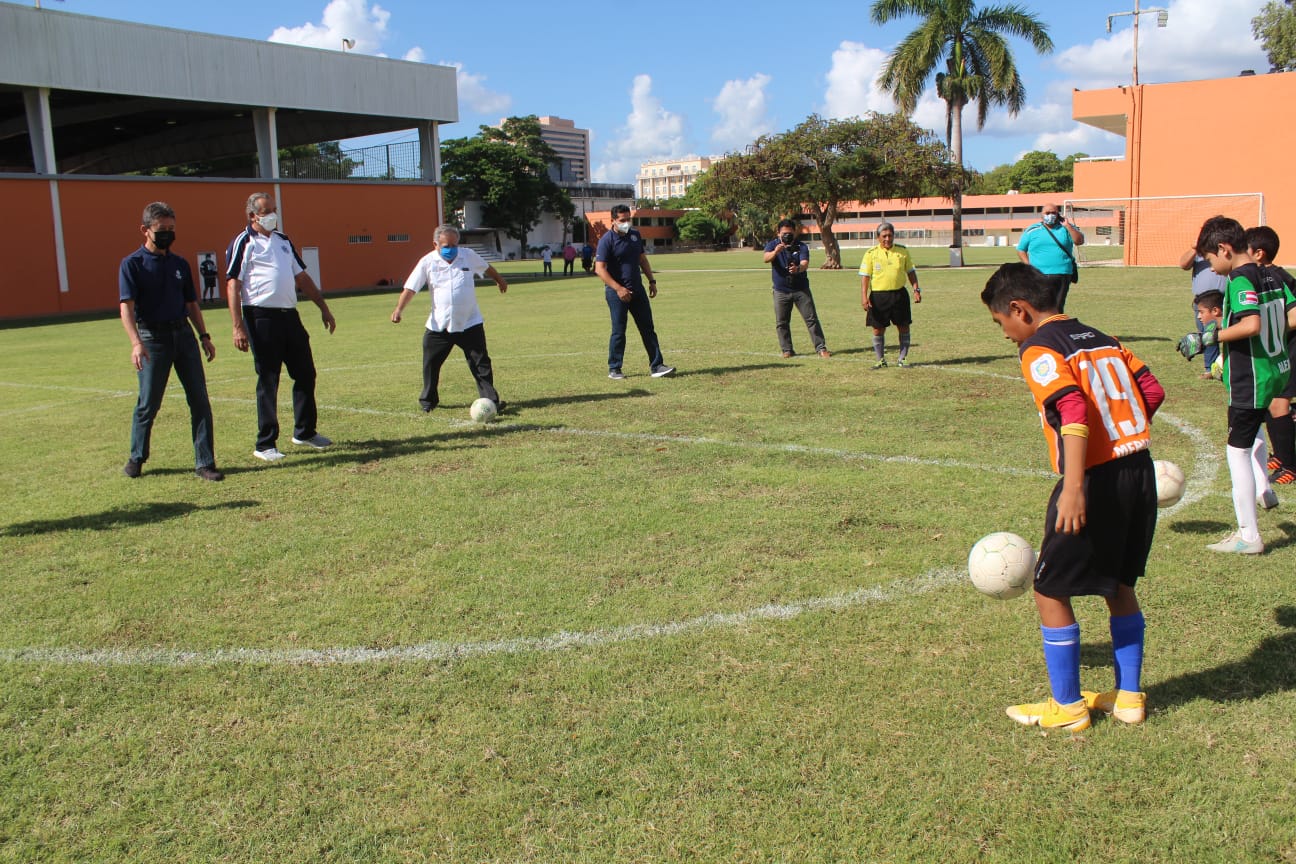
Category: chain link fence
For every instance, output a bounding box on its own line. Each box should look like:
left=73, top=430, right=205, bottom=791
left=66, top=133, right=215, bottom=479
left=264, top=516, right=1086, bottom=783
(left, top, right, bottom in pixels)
left=278, top=140, right=423, bottom=181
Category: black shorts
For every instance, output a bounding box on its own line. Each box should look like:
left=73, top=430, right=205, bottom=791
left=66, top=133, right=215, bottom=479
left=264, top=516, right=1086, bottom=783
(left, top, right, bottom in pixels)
left=866, top=290, right=912, bottom=329
left=1280, top=338, right=1296, bottom=401
left=1227, top=405, right=1269, bottom=449
left=1034, top=450, right=1156, bottom=599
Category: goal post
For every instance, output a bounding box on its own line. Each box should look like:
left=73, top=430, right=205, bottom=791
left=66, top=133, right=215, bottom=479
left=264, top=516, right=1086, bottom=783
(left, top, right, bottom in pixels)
left=1063, top=193, right=1265, bottom=267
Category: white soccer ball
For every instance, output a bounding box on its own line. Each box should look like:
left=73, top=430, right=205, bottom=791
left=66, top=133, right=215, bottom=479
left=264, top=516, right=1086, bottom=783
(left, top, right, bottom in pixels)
left=1210, top=356, right=1223, bottom=379
left=1153, top=459, right=1185, bottom=508
left=469, top=398, right=498, bottom=424
left=967, top=532, right=1035, bottom=600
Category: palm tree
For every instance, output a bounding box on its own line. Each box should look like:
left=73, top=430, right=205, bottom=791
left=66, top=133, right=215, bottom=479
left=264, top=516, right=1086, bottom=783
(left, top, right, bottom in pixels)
left=870, top=0, right=1053, bottom=260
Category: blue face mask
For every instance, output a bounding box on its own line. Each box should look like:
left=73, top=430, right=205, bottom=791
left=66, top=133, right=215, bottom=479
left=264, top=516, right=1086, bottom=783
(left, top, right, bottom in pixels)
left=439, top=246, right=459, bottom=262
left=1043, top=214, right=1060, bottom=227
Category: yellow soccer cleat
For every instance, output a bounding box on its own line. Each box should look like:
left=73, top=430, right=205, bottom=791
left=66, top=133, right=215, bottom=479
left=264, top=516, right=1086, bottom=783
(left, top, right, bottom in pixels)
left=1082, top=689, right=1146, bottom=724
left=1005, top=697, right=1091, bottom=731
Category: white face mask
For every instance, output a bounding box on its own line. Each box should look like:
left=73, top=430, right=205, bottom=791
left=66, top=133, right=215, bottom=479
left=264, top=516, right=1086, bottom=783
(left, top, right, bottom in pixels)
left=614, top=220, right=632, bottom=234
left=257, top=212, right=279, bottom=232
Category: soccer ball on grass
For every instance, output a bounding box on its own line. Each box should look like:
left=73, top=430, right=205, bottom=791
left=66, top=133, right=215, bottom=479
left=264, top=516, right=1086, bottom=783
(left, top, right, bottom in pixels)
left=967, top=532, right=1035, bottom=600
left=1153, top=459, right=1185, bottom=508
left=469, top=398, right=498, bottom=424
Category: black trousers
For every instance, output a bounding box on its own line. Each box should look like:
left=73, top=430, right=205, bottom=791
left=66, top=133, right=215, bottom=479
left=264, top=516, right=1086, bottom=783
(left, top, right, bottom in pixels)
left=243, top=306, right=317, bottom=450
left=421, top=323, right=500, bottom=411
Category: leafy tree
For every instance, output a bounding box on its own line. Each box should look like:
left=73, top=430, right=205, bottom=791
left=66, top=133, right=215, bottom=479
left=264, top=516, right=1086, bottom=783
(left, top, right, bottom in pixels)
left=675, top=211, right=729, bottom=245
left=870, top=0, right=1053, bottom=258
left=694, top=113, right=956, bottom=269
left=968, top=150, right=1082, bottom=194
left=441, top=116, right=573, bottom=248
left=1252, top=1, right=1296, bottom=72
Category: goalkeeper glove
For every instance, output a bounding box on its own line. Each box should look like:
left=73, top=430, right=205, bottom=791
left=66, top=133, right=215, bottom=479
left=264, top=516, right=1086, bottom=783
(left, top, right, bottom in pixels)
left=1177, top=323, right=1218, bottom=360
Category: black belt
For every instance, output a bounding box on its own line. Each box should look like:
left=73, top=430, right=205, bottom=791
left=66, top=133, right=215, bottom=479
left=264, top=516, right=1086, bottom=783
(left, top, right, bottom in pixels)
left=243, top=306, right=296, bottom=315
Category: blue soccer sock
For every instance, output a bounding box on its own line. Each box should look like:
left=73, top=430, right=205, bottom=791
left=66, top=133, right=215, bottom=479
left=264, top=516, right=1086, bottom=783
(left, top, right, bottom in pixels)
left=872, top=334, right=885, bottom=360
left=1041, top=623, right=1082, bottom=705
left=1109, top=611, right=1145, bottom=693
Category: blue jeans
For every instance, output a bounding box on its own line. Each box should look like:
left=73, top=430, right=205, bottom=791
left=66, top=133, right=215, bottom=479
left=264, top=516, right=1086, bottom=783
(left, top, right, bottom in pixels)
left=129, top=323, right=215, bottom=468
left=605, top=286, right=664, bottom=372
left=1192, top=298, right=1220, bottom=370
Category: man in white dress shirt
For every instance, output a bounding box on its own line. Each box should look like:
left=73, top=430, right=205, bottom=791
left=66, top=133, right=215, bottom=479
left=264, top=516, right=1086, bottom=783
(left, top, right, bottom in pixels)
left=391, top=225, right=511, bottom=413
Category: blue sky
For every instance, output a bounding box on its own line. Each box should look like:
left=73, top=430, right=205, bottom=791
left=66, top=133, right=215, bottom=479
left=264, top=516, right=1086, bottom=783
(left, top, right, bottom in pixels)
left=22, top=0, right=1271, bottom=181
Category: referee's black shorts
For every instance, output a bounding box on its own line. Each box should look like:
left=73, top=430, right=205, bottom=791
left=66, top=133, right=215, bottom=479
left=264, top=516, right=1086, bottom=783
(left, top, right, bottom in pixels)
left=1034, top=449, right=1157, bottom=599
left=865, top=289, right=912, bottom=329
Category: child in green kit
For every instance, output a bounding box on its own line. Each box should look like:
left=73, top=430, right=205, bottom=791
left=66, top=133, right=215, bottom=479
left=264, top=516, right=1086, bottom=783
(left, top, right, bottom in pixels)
left=1178, top=217, right=1296, bottom=553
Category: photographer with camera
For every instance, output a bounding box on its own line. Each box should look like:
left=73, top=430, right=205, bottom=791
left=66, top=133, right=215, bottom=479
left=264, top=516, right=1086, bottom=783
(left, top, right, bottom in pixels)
left=763, top=219, right=830, bottom=359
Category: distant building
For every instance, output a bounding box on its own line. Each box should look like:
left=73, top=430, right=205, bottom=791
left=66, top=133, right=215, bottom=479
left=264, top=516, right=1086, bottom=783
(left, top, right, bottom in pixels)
left=537, top=116, right=590, bottom=182
left=462, top=182, right=633, bottom=261
left=635, top=156, right=722, bottom=201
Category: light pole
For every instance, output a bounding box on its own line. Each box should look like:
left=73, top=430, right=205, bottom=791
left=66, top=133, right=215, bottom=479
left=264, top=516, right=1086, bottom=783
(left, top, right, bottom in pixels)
left=1106, top=0, right=1168, bottom=86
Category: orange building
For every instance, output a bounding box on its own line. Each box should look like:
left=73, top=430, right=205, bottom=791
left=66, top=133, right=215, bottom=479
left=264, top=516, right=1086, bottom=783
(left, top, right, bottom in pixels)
left=1072, top=72, right=1296, bottom=265
left=0, top=5, right=455, bottom=320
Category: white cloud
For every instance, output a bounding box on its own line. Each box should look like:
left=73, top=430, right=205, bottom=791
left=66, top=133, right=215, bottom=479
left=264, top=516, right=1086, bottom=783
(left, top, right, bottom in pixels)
left=403, top=46, right=425, bottom=63
left=1030, top=124, right=1127, bottom=159
left=1055, top=0, right=1267, bottom=86
left=710, top=74, right=774, bottom=152
left=439, top=62, right=511, bottom=114
left=594, top=74, right=688, bottom=183
left=822, top=41, right=896, bottom=119
left=268, top=0, right=391, bottom=52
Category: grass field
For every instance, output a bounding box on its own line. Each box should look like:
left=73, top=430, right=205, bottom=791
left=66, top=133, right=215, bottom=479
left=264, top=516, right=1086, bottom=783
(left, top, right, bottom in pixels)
left=2, top=250, right=1295, bottom=863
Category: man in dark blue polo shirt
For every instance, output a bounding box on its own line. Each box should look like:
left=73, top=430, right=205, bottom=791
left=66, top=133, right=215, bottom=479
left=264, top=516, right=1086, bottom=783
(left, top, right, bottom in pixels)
left=119, top=202, right=222, bottom=481
left=593, top=204, right=675, bottom=380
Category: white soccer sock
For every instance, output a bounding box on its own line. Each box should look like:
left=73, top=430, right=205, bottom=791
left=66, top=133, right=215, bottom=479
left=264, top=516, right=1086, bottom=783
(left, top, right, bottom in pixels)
left=1252, top=436, right=1273, bottom=495
left=1227, top=444, right=1260, bottom=543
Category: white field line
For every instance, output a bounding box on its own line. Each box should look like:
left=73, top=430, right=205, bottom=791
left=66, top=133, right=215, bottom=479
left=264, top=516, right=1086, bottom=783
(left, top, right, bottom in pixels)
left=0, top=568, right=966, bottom=667
left=0, top=371, right=1218, bottom=669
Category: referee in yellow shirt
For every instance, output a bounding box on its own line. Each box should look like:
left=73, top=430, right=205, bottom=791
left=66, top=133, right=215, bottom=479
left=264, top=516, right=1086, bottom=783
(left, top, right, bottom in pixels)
left=859, top=221, right=921, bottom=368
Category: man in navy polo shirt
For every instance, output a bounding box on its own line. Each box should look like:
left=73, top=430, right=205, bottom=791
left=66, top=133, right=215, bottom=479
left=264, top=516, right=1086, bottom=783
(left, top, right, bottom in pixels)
left=119, top=201, right=222, bottom=481
left=593, top=204, right=675, bottom=380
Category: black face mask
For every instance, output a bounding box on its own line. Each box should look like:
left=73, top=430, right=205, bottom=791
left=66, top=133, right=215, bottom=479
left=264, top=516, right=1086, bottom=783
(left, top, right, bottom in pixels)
left=780, top=234, right=794, bottom=245
left=152, top=230, right=176, bottom=250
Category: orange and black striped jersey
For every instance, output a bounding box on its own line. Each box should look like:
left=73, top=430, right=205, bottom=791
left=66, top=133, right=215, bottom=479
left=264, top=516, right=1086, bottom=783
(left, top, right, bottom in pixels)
left=1018, top=315, right=1155, bottom=474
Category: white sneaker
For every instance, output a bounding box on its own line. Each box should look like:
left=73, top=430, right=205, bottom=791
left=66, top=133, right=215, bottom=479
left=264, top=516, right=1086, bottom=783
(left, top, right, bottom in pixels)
left=253, top=447, right=286, bottom=463
left=291, top=434, right=333, bottom=449
left=1206, top=531, right=1264, bottom=554
left=1259, top=488, right=1279, bottom=510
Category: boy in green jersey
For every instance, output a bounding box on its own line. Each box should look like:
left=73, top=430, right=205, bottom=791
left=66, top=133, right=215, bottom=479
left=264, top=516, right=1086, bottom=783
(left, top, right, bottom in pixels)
left=1179, top=216, right=1296, bottom=553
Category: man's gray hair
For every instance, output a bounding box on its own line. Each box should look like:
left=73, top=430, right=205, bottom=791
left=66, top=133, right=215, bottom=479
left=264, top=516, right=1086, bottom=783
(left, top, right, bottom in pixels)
left=246, top=192, right=272, bottom=217
left=142, top=201, right=175, bottom=226
left=434, top=224, right=461, bottom=244
left=876, top=221, right=895, bottom=235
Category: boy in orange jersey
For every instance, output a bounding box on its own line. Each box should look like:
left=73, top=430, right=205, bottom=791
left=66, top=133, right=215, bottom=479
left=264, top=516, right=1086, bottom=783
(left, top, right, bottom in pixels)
left=982, top=263, right=1166, bottom=731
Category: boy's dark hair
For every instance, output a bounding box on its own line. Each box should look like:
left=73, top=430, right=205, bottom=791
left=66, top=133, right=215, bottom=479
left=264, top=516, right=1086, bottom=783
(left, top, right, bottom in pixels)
left=610, top=204, right=632, bottom=218
left=980, top=263, right=1059, bottom=314
left=1244, top=225, right=1280, bottom=260
left=141, top=201, right=175, bottom=226
left=1195, top=215, right=1245, bottom=256
left=777, top=218, right=798, bottom=231
left=1196, top=289, right=1225, bottom=311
